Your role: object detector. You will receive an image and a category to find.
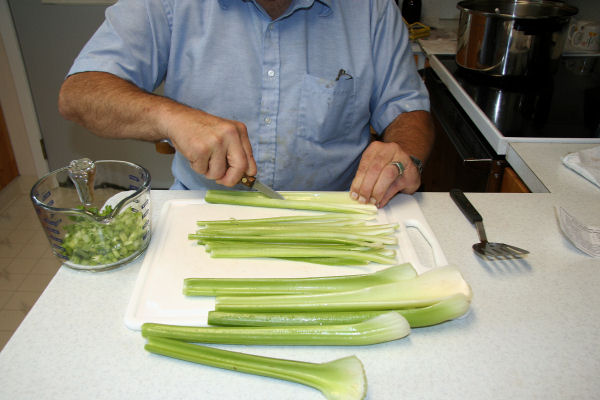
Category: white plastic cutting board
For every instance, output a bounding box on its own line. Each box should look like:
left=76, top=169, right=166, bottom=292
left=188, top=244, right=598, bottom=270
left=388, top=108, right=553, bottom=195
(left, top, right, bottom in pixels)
left=124, top=195, right=447, bottom=330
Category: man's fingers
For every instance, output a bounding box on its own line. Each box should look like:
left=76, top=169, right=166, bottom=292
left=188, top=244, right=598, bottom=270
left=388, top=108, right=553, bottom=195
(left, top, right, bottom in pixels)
left=350, top=141, right=423, bottom=208
left=350, top=141, right=398, bottom=204
left=215, top=139, right=250, bottom=187
left=350, top=143, right=382, bottom=202
left=238, top=125, right=257, bottom=177
left=170, top=114, right=254, bottom=186
left=369, top=163, right=404, bottom=205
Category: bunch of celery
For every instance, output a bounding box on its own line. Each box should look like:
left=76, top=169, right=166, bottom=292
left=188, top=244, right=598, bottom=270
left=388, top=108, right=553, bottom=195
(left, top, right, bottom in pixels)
left=143, top=264, right=471, bottom=399
left=205, top=190, right=378, bottom=214
left=185, top=264, right=472, bottom=327
left=189, top=213, right=399, bottom=265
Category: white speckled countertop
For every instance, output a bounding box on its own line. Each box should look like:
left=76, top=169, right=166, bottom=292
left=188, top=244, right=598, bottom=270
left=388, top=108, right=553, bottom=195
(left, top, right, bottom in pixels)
left=0, top=155, right=598, bottom=399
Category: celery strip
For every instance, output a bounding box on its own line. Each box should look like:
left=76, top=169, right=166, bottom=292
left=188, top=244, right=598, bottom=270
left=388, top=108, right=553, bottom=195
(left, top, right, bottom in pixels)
left=145, top=336, right=367, bottom=400
left=190, top=232, right=391, bottom=247
left=274, top=257, right=370, bottom=266
left=205, top=244, right=397, bottom=265
left=183, top=264, right=417, bottom=296
left=215, top=265, right=473, bottom=312
left=142, top=312, right=409, bottom=346
left=205, top=190, right=377, bottom=214
left=208, top=293, right=470, bottom=328
left=196, top=214, right=375, bottom=227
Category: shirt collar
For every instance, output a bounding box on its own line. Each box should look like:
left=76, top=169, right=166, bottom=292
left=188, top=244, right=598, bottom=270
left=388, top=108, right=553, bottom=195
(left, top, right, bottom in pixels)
left=219, top=0, right=333, bottom=17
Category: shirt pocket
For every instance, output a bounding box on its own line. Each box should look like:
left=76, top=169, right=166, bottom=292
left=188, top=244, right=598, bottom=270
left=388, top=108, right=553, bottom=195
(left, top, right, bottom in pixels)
left=297, top=73, right=357, bottom=143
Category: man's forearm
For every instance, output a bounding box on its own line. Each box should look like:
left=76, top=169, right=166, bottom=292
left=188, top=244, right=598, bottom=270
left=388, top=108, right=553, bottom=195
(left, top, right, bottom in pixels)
left=58, top=71, right=258, bottom=187
left=58, top=71, right=178, bottom=142
left=381, top=110, right=435, bottom=163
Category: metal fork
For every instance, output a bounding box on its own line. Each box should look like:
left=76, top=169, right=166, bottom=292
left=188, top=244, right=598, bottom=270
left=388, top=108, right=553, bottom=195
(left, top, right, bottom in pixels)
left=450, top=189, right=529, bottom=260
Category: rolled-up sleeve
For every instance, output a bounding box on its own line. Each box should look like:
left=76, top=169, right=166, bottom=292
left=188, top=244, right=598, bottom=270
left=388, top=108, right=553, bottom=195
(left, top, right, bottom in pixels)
left=67, top=0, right=171, bottom=93
left=369, top=0, right=429, bottom=134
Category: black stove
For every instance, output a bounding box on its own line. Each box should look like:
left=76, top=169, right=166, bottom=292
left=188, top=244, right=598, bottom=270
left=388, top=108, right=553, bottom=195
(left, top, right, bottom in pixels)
left=436, top=54, right=600, bottom=139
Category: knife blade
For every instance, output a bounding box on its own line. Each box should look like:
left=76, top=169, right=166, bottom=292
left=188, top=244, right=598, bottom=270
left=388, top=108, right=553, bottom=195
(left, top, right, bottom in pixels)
left=240, top=175, right=284, bottom=200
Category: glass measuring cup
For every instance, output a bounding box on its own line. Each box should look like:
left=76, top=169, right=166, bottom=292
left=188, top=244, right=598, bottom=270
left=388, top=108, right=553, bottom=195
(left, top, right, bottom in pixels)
left=30, top=159, right=152, bottom=272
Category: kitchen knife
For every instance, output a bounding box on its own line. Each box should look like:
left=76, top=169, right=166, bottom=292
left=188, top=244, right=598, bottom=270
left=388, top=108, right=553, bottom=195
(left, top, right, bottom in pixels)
left=240, top=175, right=284, bottom=200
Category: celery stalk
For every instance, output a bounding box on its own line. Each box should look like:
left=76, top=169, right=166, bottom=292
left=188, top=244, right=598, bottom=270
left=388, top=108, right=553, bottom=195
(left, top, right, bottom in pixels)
left=196, top=214, right=375, bottom=227
left=208, top=293, right=470, bottom=328
left=142, top=312, right=410, bottom=346
left=183, top=264, right=417, bottom=296
left=204, top=243, right=397, bottom=265
left=215, top=265, right=473, bottom=312
left=145, top=336, right=367, bottom=400
left=205, top=190, right=377, bottom=214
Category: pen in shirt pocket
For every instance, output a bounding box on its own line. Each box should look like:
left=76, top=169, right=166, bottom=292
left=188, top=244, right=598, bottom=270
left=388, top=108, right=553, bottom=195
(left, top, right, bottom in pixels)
left=335, top=69, right=353, bottom=81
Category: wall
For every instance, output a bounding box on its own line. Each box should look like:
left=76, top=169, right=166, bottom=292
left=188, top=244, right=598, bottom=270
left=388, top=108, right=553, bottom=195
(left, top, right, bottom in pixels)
left=7, top=0, right=174, bottom=188
left=0, top=0, right=47, bottom=177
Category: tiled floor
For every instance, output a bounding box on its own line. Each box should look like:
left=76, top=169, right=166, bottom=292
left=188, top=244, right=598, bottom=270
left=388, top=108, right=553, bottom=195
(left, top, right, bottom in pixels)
left=0, top=176, right=62, bottom=351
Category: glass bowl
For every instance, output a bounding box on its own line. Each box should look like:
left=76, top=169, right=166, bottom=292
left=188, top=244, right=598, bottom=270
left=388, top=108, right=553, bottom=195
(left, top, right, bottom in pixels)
left=30, top=159, right=152, bottom=272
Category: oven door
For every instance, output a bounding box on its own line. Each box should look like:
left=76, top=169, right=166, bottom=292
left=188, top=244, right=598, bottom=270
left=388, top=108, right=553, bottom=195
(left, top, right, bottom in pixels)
left=421, top=67, right=505, bottom=192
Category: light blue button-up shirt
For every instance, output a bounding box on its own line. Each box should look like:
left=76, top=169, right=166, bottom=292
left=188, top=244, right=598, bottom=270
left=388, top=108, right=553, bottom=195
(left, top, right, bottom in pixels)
left=68, top=0, right=429, bottom=190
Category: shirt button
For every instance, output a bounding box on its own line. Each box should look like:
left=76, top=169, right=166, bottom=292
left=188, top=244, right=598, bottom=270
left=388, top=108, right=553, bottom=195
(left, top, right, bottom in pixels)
left=267, top=70, right=275, bottom=77
left=264, top=117, right=272, bottom=125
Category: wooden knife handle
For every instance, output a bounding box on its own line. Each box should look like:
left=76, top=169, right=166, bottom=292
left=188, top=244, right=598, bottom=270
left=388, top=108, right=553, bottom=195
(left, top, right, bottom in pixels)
left=155, top=140, right=176, bottom=154
left=239, top=175, right=256, bottom=188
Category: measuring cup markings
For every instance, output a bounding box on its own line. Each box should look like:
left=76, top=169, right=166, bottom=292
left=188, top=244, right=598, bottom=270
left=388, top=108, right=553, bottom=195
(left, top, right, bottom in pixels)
left=53, top=248, right=68, bottom=260
left=129, top=184, right=139, bottom=190
left=52, top=242, right=66, bottom=252
left=44, top=217, right=62, bottom=227
left=49, top=235, right=63, bottom=244
left=128, top=174, right=140, bottom=182
left=141, top=198, right=149, bottom=210
left=42, top=191, right=51, bottom=201
left=46, top=226, right=60, bottom=235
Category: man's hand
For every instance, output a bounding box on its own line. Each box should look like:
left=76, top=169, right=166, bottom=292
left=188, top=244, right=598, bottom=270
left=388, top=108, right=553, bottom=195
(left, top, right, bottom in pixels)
left=58, top=71, right=256, bottom=186
left=164, top=108, right=256, bottom=187
left=350, top=110, right=434, bottom=208
left=350, top=141, right=420, bottom=207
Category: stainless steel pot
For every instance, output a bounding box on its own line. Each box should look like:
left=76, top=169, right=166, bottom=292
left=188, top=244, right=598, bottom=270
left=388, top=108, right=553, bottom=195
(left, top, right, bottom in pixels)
left=456, top=0, right=578, bottom=77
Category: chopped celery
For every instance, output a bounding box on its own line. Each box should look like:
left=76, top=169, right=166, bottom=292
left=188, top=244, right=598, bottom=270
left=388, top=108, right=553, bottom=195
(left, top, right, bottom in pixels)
left=142, top=312, right=409, bottom=346
left=208, top=293, right=471, bottom=328
left=183, top=264, right=417, bottom=296
left=145, top=336, right=367, bottom=400
left=215, top=265, right=472, bottom=312
left=205, top=190, right=377, bottom=214
left=62, top=207, right=145, bottom=266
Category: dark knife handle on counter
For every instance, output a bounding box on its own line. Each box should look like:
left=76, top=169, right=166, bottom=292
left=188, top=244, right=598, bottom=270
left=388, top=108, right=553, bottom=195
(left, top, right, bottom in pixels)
left=450, top=188, right=483, bottom=224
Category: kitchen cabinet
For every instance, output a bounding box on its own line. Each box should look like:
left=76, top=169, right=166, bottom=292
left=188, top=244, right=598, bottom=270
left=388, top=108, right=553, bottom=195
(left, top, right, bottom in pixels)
left=500, top=166, right=530, bottom=193
left=0, top=104, right=19, bottom=190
